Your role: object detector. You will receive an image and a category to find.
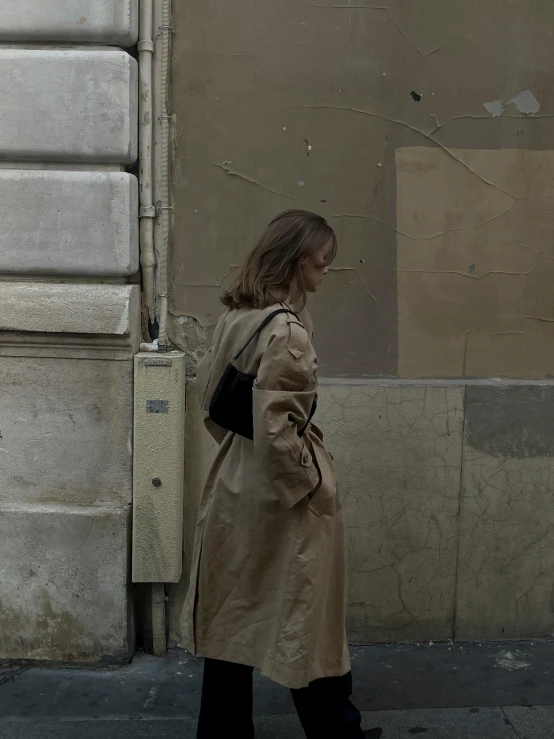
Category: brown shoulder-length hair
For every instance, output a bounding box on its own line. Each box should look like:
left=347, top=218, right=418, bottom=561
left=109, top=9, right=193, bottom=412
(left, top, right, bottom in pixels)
left=221, top=210, right=337, bottom=310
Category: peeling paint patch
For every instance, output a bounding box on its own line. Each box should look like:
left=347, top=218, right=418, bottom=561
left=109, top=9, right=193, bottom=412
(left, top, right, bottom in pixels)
left=483, top=92, right=540, bottom=117
left=509, top=90, right=541, bottom=115
left=483, top=100, right=504, bottom=118
left=495, top=651, right=531, bottom=671
left=168, top=314, right=209, bottom=377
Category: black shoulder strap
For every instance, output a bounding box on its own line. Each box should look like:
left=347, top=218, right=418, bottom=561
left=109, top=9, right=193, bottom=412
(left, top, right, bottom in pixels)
left=298, top=395, right=317, bottom=438
left=232, top=308, right=299, bottom=363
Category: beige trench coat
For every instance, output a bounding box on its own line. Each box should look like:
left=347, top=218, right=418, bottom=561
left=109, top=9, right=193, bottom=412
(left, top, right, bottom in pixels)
left=180, top=304, right=350, bottom=689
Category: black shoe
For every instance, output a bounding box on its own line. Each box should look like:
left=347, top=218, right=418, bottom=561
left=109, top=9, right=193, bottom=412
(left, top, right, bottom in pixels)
left=364, top=730, right=383, bottom=739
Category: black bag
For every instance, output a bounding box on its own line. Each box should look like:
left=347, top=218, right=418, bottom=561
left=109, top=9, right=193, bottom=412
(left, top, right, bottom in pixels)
left=209, top=309, right=317, bottom=440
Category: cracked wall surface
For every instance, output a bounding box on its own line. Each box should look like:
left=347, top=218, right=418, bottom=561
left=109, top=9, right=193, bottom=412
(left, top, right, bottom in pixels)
left=170, top=1, right=554, bottom=643
left=456, top=385, right=554, bottom=640
left=317, top=383, right=464, bottom=642
left=170, top=381, right=554, bottom=644
left=171, top=0, right=554, bottom=378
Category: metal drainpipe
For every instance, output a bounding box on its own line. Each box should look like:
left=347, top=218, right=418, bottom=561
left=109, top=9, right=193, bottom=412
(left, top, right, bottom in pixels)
left=153, top=0, right=172, bottom=352
left=151, top=583, right=167, bottom=657
left=138, top=0, right=156, bottom=322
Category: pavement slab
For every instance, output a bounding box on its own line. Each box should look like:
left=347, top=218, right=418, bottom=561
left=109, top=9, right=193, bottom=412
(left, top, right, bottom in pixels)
left=1, top=641, right=554, bottom=738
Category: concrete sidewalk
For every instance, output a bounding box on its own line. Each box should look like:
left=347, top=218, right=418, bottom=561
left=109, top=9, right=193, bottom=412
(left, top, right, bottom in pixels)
left=1, top=641, right=554, bottom=738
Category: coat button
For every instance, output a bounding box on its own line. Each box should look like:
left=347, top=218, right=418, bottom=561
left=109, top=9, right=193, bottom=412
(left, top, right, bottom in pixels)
left=302, top=453, right=310, bottom=465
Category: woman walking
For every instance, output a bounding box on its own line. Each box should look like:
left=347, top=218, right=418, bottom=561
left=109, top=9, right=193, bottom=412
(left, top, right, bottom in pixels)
left=181, top=210, right=364, bottom=738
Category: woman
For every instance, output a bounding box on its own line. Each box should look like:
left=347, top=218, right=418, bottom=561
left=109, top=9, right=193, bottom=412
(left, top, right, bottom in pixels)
left=181, top=210, right=364, bottom=738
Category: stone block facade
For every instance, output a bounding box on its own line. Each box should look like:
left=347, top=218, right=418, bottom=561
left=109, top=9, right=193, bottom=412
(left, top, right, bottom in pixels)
left=0, top=1, right=139, bottom=662
left=0, top=170, right=138, bottom=276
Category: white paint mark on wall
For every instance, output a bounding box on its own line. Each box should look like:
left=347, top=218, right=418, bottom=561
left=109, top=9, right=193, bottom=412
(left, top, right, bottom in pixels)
left=495, top=651, right=531, bottom=671
left=483, top=91, right=540, bottom=118
left=483, top=100, right=504, bottom=117
left=509, top=90, right=541, bottom=115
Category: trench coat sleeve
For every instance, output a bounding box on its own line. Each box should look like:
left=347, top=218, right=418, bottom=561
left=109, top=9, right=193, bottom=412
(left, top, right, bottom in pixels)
left=252, top=320, right=321, bottom=509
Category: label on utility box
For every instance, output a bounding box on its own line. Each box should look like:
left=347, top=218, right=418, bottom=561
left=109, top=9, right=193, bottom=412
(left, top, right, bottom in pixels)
left=142, top=358, right=173, bottom=367
left=146, top=400, right=169, bottom=414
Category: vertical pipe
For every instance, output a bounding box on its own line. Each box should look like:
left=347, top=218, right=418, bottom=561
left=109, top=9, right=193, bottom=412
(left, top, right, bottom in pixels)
left=155, top=0, right=172, bottom=351
left=151, top=583, right=167, bottom=656
left=153, top=0, right=172, bottom=350
left=138, top=0, right=156, bottom=322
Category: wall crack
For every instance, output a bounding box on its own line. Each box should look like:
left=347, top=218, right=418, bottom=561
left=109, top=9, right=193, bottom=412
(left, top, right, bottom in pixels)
left=212, top=162, right=295, bottom=200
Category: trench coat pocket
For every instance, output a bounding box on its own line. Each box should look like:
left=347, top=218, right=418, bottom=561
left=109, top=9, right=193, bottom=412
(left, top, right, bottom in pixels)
left=306, top=438, right=337, bottom=517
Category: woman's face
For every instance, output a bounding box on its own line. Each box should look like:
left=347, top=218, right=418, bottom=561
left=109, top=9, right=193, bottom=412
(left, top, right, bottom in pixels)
left=301, top=243, right=331, bottom=293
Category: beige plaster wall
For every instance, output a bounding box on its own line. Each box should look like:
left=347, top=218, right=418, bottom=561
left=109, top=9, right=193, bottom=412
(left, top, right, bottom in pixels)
left=397, top=148, right=554, bottom=378
left=170, top=0, right=554, bottom=379
left=169, top=1, right=554, bottom=644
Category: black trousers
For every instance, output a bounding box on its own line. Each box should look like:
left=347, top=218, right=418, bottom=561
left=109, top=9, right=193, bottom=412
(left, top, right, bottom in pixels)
left=196, top=658, right=364, bottom=738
